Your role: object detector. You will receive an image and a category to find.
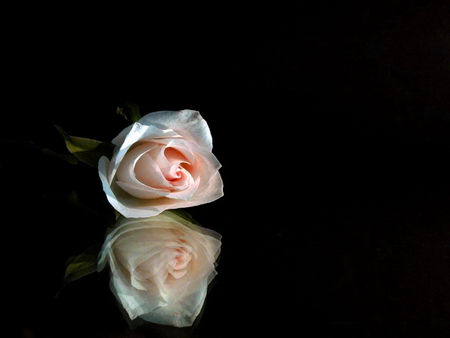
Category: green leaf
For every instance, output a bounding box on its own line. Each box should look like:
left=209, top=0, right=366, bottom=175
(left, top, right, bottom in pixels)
left=55, top=125, right=114, bottom=167
left=55, top=242, right=102, bottom=298
left=116, top=100, right=141, bottom=123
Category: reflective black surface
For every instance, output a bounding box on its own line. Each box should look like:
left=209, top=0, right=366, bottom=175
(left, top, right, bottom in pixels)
left=5, top=1, right=450, bottom=337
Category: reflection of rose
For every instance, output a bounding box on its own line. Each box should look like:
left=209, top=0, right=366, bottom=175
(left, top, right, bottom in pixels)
left=99, top=109, right=223, bottom=218
left=97, top=211, right=222, bottom=327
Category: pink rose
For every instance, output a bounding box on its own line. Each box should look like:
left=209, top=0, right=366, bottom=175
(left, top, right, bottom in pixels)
left=98, top=109, right=223, bottom=218
left=97, top=210, right=222, bottom=327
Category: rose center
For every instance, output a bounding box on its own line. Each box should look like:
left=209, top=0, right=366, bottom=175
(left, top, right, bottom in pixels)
left=168, top=247, right=192, bottom=279
left=167, top=165, right=188, bottom=184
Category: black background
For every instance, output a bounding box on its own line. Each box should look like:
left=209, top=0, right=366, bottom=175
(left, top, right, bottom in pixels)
left=4, top=1, right=450, bottom=337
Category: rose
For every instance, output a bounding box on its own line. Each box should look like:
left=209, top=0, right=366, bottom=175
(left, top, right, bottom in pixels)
left=97, top=210, right=222, bottom=327
left=98, top=109, right=224, bottom=218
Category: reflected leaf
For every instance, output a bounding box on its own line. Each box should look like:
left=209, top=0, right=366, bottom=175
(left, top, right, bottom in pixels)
left=55, top=242, right=102, bottom=298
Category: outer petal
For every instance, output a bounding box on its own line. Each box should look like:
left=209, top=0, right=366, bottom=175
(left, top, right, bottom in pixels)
left=98, top=156, right=123, bottom=213
left=109, top=124, right=177, bottom=182
left=138, top=110, right=213, bottom=151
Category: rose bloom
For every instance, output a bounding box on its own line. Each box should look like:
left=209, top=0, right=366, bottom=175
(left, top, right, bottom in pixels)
left=99, top=109, right=223, bottom=218
left=97, top=210, right=222, bottom=327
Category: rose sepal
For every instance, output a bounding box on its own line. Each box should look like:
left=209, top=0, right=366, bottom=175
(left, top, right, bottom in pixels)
left=116, top=100, right=141, bottom=123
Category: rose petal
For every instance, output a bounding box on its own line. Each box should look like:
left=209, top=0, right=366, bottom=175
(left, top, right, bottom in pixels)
left=109, top=124, right=179, bottom=181
left=138, top=110, right=213, bottom=151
